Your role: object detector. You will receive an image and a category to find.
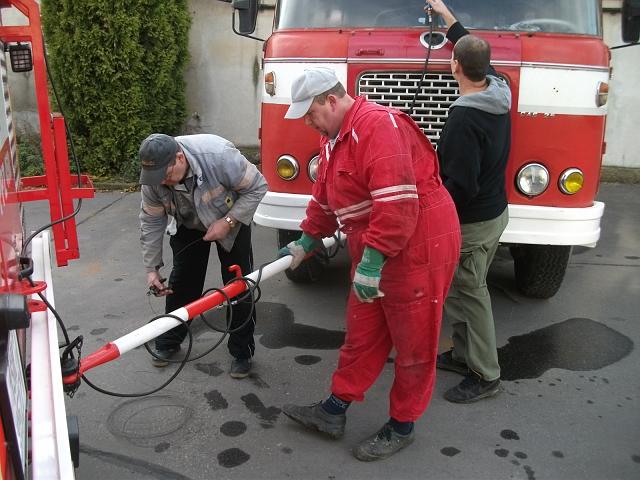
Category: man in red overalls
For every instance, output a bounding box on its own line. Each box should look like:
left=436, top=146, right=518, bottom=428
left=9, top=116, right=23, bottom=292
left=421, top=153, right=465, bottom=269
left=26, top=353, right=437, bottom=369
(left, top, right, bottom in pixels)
left=279, top=67, right=461, bottom=461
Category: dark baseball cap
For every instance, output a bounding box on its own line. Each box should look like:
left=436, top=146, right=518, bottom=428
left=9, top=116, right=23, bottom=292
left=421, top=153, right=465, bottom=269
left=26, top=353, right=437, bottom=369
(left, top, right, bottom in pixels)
left=138, top=133, right=179, bottom=185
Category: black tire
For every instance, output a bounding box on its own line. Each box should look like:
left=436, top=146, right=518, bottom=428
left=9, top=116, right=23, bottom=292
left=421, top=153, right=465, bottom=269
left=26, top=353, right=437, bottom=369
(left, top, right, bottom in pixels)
left=277, top=229, right=327, bottom=283
left=509, top=244, right=572, bottom=299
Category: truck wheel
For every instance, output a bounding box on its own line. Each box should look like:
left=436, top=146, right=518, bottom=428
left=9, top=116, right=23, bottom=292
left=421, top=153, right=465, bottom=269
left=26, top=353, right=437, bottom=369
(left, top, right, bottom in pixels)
left=277, top=229, right=327, bottom=283
left=509, top=245, right=572, bottom=299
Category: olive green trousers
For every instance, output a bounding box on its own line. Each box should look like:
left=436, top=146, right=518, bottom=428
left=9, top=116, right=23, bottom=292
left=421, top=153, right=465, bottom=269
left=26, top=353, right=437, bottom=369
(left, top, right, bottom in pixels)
left=443, top=208, right=509, bottom=381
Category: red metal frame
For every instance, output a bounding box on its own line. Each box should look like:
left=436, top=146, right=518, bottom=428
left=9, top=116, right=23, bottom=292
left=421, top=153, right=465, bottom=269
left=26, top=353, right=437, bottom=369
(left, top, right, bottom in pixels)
left=0, top=0, right=94, bottom=267
left=0, top=418, right=9, bottom=479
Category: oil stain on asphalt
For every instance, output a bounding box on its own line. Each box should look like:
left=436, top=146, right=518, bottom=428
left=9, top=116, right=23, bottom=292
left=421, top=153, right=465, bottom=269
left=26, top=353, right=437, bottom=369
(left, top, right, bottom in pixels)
left=441, top=447, right=461, bottom=457
left=501, top=429, right=520, bottom=440
left=255, top=302, right=344, bottom=350
left=498, top=318, right=633, bottom=381
left=494, top=430, right=537, bottom=479
left=217, top=448, right=250, bottom=468
left=247, top=372, right=270, bottom=389
left=294, top=354, right=322, bottom=365
left=220, top=421, right=247, bottom=437
left=241, top=393, right=281, bottom=428
left=195, top=362, right=224, bottom=377
left=204, top=390, right=228, bottom=411
left=154, top=442, right=170, bottom=453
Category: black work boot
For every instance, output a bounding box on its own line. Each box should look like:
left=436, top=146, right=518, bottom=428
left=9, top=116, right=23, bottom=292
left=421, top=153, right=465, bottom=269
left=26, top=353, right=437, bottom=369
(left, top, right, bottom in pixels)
left=436, top=349, right=470, bottom=375
left=150, top=347, right=181, bottom=368
left=444, top=373, right=501, bottom=403
left=353, top=423, right=415, bottom=462
left=282, top=402, right=346, bottom=439
left=230, top=358, right=252, bottom=379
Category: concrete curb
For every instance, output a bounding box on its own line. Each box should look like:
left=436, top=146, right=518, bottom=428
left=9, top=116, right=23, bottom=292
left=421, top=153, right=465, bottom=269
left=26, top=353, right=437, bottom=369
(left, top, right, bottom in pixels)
left=600, top=166, right=640, bottom=184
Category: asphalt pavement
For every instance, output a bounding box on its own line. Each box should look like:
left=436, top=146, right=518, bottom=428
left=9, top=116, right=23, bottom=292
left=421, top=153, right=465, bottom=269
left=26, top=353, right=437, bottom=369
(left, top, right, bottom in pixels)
left=25, top=183, right=640, bottom=480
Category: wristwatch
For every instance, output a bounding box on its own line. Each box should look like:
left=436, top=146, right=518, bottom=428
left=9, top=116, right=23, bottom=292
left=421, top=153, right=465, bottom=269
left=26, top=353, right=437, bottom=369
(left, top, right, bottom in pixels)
left=224, top=215, right=237, bottom=228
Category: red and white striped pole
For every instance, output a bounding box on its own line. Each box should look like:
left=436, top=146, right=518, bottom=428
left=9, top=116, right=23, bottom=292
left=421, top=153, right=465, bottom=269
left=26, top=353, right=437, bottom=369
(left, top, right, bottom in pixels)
left=62, top=235, right=341, bottom=385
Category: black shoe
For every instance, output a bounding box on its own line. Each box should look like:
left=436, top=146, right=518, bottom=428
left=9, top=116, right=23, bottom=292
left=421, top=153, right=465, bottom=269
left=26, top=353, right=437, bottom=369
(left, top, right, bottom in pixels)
left=230, top=358, right=252, bottom=379
left=444, top=373, right=501, bottom=403
left=436, top=349, right=470, bottom=375
left=150, top=347, right=181, bottom=368
left=282, top=402, right=346, bottom=439
left=353, top=423, right=415, bottom=462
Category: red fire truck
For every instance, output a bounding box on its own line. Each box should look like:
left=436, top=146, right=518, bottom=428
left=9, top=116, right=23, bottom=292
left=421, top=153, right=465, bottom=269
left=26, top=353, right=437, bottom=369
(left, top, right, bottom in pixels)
left=0, top=1, right=93, bottom=477
left=226, top=0, right=639, bottom=298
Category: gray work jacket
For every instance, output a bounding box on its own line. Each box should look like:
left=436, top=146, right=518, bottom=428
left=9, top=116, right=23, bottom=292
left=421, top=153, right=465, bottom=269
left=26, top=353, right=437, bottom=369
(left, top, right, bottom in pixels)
left=139, top=134, right=267, bottom=273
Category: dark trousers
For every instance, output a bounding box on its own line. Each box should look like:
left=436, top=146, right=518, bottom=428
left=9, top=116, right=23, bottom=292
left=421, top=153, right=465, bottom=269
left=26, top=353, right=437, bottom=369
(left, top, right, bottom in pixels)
left=155, top=224, right=256, bottom=359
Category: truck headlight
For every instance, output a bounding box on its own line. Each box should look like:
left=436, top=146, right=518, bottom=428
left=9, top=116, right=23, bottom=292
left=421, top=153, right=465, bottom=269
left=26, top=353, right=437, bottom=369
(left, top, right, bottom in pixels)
left=276, top=155, right=299, bottom=180
left=516, top=163, right=549, bottom=196
left=308, top=155, right=319, bottom=182
left=559, top=168, right=584, bottom=194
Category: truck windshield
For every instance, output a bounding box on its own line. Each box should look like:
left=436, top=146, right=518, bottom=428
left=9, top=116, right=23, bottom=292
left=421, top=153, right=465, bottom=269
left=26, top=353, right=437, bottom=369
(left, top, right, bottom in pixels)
left=275, top=0, right=601, bottom=36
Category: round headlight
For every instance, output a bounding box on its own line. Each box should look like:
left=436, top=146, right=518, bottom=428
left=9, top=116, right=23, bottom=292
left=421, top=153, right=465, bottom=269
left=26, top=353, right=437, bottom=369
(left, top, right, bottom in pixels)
left=308, top=155, right=319, bottom=183
left=559, top=168, right=584, bottom=194
left=276, top=155, right=299, bottom=180
left=516, top=163, right=549, bottom=196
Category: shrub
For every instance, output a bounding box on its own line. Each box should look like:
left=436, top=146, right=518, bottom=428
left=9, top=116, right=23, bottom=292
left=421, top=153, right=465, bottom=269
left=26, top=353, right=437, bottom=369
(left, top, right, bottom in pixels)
left=17, top=134, right=44, bottom=177
left=41, top=0, right=191, bottom=180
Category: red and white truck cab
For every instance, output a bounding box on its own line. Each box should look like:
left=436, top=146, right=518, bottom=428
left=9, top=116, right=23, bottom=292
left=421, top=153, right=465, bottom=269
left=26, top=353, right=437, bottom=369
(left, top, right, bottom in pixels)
left=227, top=0, right=639, bottom=298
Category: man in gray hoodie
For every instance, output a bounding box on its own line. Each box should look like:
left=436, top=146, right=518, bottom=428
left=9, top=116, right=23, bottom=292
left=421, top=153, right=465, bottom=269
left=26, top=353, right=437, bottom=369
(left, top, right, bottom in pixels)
left=139, top=133, right=267, bottom=378
left=427, top=0, right=511, bottom=403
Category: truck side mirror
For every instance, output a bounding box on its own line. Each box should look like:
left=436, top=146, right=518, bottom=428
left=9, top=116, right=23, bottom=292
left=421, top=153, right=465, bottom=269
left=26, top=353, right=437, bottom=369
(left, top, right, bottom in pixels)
left=232, top=0, right=259, bottom=35
left=622, top=0, right=640, bottom=43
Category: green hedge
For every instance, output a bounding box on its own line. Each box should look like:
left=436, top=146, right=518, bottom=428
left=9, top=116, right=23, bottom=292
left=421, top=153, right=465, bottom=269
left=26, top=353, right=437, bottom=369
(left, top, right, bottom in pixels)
left=41, top=0, right=191, bottom=179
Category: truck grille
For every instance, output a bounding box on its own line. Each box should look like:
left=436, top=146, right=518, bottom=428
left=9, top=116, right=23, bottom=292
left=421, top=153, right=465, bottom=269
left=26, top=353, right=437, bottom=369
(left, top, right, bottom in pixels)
left=357, top=71, right=459, bottom=143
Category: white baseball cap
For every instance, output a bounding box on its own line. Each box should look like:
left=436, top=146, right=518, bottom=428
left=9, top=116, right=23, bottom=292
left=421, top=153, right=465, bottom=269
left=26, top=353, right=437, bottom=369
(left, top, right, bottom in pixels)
left=285, top=67, right=340, bottom=119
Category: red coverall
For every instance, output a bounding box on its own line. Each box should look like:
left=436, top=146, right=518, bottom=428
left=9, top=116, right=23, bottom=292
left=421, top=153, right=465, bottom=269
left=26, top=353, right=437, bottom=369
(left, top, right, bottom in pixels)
left=300, top=96, right=461, bottom=422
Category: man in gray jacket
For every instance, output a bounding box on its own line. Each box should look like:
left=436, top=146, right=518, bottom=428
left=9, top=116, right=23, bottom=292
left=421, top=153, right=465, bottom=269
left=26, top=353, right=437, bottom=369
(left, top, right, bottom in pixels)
left=139, top=133, right=267, bottom=378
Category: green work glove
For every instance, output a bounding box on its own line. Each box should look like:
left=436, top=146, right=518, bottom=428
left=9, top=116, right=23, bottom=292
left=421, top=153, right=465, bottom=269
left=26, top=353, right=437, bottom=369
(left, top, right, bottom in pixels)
left=352, top=246, right=386, bottom=303
left=277, top=232, right=323, bottom=270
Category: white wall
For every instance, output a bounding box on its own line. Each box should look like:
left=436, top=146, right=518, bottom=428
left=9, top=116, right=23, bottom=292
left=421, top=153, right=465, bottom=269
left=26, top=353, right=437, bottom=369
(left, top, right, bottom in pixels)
left=183, top=0, right=275, bottom=146
left=2, top=5, right=39, bottom=136
left=602, top=1, right=640, bottom=168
